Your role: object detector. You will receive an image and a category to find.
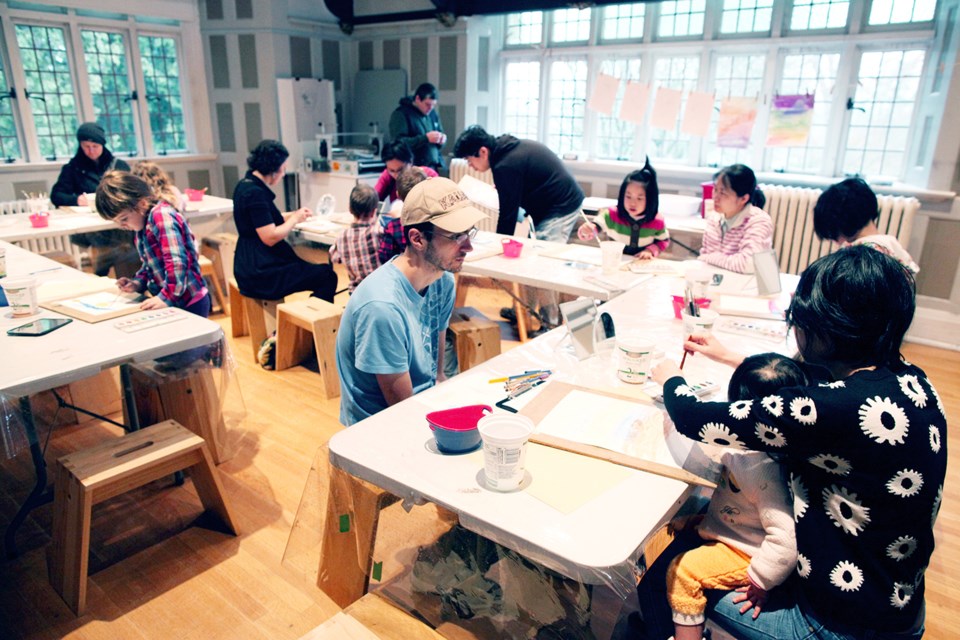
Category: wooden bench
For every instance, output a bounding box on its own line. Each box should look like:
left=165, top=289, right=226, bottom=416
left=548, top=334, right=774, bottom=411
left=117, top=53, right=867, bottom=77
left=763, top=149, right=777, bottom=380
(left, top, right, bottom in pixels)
left=448, top=306, right=501, bottom=372
left=198, top=254, right=227, bottom=315
left=299, top=592, right=444, bottom=640
left=47, top=420, right=239, bottom=615
left=275, top=298, right=342, bottom=397
left=228, top=277, right=281, bottom=360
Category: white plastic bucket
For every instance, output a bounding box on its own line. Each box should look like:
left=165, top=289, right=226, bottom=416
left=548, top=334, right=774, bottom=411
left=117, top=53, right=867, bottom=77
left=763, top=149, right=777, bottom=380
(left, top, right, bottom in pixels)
left=616, top=334, right=655, bottom=384
left=1, top=277, right=38, bottom=317
left=477, top=414, right=534, bottom=491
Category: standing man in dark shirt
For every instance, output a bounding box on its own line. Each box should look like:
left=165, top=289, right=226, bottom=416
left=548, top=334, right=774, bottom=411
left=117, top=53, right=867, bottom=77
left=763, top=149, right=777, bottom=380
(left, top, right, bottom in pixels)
left=453, top=125, right=585, bottom=329
left=389, top=83, right=446, bottom=174
left=51, top=122, right=139, bottom=277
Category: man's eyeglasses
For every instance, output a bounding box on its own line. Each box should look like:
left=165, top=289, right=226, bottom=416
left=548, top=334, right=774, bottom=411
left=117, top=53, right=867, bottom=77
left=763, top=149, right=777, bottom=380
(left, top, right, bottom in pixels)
left=431, top=227, right=478, bottom=245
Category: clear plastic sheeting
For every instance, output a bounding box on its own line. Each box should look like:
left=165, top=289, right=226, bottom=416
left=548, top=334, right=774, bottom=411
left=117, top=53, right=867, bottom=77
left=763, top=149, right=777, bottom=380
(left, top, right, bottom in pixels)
left=0, top=393, right=29, bottom=460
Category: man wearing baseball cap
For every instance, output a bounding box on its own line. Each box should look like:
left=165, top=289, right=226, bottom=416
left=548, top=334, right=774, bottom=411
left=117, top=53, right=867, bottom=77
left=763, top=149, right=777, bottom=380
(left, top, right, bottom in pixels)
left=51, top=122, right=138, bottom=277
left=336, top=178, right=487, bottom=426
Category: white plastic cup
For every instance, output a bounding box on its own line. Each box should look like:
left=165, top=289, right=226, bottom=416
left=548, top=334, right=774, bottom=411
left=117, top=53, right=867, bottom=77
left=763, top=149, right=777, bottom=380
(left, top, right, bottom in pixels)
left=1, top=277, right=38, bottom=316
left=478, top=414, right=534, bottom=491
left=616, top=334, right=655, bottom=384
left=600, top=241, right=625, bottom=275
left=681, top=308, right=719, bottom=337
left=685, top=269, right=713, bottom=299
left=0, top=247, right=6, bottom=278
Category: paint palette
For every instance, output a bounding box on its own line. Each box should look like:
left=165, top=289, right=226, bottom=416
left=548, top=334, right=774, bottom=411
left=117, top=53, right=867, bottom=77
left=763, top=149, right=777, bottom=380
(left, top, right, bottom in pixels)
left=114, top=308, right=186, bottom=333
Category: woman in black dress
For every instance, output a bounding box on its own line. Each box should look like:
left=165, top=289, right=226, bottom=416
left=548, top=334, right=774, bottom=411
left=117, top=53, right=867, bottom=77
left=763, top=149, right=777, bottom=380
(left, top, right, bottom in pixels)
left=232, top=140, right=337, bottom=301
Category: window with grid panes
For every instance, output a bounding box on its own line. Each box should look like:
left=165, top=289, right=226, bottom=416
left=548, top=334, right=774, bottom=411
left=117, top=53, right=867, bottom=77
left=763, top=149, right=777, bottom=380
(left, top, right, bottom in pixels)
left=764, top=52, right=841, bottom=174
left=0, top=58, right=22, bottom=161
left=546, top=59, right=586, bottom=157
left=15, top=24, right=78, bottom=160
left=843, top=48, right=926, bottom=178
left=707, top=53, right=766, bottom=167
left=868, top=0, right=936, bottom=25
left=551, top=8, right=591, bottom=44
left=720, top=0, right=774, bottom=34
left=789, top=0, right=849, bottom=30
left=601, top=4, right=645, bottom=42
left=138, top=35, right=186, bottom=154
left=503, top=60, right=540, bottom=140
left=82, top=30, right=136, bottom=155
left=595, top=58, right=642, bottom=161
left=658, top=0, right=706, bottom=38
left=649, top=56, right=700, bottom=162
left=505, top=12, right=543, bottom=46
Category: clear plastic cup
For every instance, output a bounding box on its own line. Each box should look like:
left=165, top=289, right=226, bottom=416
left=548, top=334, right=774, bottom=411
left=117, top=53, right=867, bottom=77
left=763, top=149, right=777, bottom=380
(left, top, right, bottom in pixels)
left=1, top=277, right=38, bottom=316
left=478, top=414, right=534, bottom=491
left=600, top=241, right=625, bottom=275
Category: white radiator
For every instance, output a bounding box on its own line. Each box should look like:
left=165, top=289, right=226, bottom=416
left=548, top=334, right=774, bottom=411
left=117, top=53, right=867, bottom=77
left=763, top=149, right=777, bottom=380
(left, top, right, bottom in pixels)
left=449, top=158, right=498, bottom=232
left=758, top=184, right=919, bottom=275
left=1, top=199, right=84, bottom=266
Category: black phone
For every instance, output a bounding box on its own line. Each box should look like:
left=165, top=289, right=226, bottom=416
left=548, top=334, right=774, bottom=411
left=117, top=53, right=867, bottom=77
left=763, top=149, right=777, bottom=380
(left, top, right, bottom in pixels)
left=7, top=317, right=73, bottom=337
left=711, top=273, right=724, bottom=286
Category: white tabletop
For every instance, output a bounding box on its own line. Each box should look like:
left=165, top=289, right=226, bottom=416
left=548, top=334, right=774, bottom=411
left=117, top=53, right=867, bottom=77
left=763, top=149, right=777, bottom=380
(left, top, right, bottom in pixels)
left=327, top=271, right=797, bottom=591
left=0, top=241, right=224, bottom=398
left=0, top=195, right=234, bottom=244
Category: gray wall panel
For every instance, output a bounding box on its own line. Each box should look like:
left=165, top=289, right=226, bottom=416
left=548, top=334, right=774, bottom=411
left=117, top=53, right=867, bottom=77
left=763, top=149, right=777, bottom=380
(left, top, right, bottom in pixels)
left=206, top=0, right=223, bottom=20
left=244, top=103, right=262, bottom=150
left=439, top=36, right=457, bottom=91
left=383, top=40, right=400, bottom=69
left=209, top=35, right=230, bottom=89
left=290, top=36, right=312, bottom=78
left=410, top=38, right=428, bottom=89
left=359, top=40, right=373, bottom=71
left=238, top=34, right=258, bottom=89
left=322, top=40, right=341, bottom=89
left=187, top=169, right=212, bottom=190
left=222, top=166, right=240, bottom=197
left=216, top=103, right=236, bottom=152
left=235, top=0, right=252, bottom=19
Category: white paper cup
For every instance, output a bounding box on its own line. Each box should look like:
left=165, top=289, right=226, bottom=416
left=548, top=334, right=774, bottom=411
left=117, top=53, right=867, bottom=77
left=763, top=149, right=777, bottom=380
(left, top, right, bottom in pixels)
left=1, top=277, right=38, bottom=317
left=478, top=414, right=534, bottom=491
left=600, top=241, right=625, bottom=275
left=681, top=308, right=719, bottom=337
left=616, top=335, right=655, bottom=384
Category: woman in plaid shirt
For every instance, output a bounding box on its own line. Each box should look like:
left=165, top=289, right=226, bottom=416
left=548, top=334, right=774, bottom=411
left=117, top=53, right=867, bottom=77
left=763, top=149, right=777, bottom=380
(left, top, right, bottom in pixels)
left=95, top=171, right=210, bottom=317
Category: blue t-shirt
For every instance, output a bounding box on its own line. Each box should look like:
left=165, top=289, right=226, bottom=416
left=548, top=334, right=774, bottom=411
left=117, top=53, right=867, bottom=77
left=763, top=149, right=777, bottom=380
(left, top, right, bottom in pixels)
left=336, top=259, right=455, bottom=426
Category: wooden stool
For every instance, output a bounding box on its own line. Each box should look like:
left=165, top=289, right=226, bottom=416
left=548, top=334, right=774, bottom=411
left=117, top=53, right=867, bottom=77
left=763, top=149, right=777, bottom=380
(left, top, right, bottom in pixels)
left=47, top=420, right=239, bottom=615
left=125, top=361, right=231, bottom=465
left=227, top=277, right=281, bottom=360
left=275, top=299, right=342, bottom=398
left=198, top=255, right=227, bottom=315
left=41, top=250, right=79, bottom=269
left=300, top=592, right=445, bottom=639
left=449, top=307, right=501, bottom=372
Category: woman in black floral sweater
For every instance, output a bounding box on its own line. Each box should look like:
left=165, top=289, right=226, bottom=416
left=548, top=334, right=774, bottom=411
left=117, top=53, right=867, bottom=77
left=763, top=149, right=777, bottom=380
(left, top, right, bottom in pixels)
left=651, top=245, right=945, bottom=639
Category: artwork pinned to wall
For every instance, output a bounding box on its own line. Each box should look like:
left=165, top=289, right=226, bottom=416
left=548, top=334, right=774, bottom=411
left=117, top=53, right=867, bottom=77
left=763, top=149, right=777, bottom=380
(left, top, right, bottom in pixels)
left=717, top=97, right=759, bottom=148
left=766, top=94, right=815, bottom=147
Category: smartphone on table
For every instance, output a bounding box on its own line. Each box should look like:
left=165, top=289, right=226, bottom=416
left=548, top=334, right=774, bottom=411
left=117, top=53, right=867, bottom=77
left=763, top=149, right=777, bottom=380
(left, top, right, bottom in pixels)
left=6, top=317, right=73, bottom=337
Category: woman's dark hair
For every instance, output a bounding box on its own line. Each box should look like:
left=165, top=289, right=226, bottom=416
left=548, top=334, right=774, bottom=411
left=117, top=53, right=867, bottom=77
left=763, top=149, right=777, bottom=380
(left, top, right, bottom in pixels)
left=787, top=244, right=915, bottom=368
left=813, top=177, right=879, bottom=242
left=247, top=139, right=289, bottom=175
left=728, top=353, right=809, bottom=402
left=382, top=140, right=414, bottom=164
left=95, top=171, right=155, bottom=220
left=453, top=125, right=497, bottom=159
left=612, top=157, right=659, bottom=226
left=714, top=164, right=765, bottom=209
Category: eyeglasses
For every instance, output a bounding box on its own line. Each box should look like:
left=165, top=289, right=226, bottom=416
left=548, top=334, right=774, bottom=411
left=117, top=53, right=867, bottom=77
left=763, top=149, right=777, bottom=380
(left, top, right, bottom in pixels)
left=431, top=227, right=478, bottom=245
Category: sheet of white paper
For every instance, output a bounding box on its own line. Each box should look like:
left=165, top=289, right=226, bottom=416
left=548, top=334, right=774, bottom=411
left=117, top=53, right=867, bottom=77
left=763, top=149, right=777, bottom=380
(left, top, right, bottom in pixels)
left=588, top=73, right=620, bottom=115
left=55, top=291, right=141, bottom=316
left=651, top=87, right=683, bottom=131
left=681, top=91, right=715, bottom=137
left=458, top=175, right=500, bottom=212
left=539, top=244, right=603, bottom=266
left=620, top=82, right=651, bottom=124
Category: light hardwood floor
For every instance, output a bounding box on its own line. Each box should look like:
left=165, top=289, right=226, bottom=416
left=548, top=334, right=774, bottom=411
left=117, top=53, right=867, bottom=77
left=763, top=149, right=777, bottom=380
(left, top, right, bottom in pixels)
left=0, top=282, right=957, bottom=639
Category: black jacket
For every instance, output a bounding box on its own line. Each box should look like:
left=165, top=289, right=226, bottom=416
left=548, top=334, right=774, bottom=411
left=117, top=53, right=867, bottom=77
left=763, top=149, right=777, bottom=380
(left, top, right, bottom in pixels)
left=490, top=135, right=584, bottom=236
left=51, top=147, right=132, bottom=248
left=388, top=97, right=445, bottom=172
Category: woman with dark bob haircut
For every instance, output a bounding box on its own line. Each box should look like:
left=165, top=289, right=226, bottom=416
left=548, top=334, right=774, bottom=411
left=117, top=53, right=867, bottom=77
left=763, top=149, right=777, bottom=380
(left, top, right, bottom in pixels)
left=647, top=245, right=943, bottom=639
left=232, top=139, right=337, bottom=303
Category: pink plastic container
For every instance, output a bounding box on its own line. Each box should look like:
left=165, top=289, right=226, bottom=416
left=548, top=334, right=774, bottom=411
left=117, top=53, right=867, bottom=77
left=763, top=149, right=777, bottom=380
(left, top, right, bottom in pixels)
left=700, top=181, right=714, bottom=217
left=29, top=212, right=49, bottom=228
left=185, top=188, right=206, bottom=202
left=427, top=404, right=492, bottom=453
left=672, top=295, right=711, bottom=320
left=501, top=238, right=523, bottom=258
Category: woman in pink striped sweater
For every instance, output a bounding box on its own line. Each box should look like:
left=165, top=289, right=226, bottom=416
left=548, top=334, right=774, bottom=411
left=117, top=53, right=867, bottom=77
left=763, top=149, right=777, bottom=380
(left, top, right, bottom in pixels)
left=699, top=165, right=773, bottom=274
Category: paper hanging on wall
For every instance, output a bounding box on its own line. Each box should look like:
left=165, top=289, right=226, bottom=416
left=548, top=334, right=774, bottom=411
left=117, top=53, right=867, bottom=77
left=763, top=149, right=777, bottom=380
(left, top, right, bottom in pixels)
left=766, top=94, right=815, bottom=147
left=717, top=97, right=759, bottom=148
left=587, top=73, right=620, bottom=115
left=681, top=91, right=715, bottom=137
left=619, top=81, right=651, bottom=124
left=650, top=86, right=682, bottom=131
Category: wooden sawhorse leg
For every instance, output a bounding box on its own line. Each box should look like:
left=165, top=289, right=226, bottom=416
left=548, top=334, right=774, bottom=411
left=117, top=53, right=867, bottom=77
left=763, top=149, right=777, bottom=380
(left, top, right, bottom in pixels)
left=317, top=466, right=399, bottom=608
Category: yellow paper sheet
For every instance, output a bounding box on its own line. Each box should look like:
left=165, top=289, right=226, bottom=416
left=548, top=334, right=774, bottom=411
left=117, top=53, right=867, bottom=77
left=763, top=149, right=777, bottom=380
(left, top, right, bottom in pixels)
left=524, top=443, right=633, bottom=515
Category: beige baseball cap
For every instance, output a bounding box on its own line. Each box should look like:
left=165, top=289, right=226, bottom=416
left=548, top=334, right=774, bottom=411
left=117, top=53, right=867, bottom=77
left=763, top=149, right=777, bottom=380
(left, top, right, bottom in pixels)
left=401, top=177, right=488, bottom=233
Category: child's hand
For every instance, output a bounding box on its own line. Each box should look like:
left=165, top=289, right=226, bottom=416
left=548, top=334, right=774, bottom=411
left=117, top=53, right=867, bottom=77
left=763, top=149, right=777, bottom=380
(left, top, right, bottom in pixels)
left=139, top=296, right=168, bottom=311
left=577, top=222, right=598, bottom=242
left=732, top=581, right=769, bottom=619
left=667, top=513, right=704, bottom=535
left=652, top=360, right=683, bottom=385
left=636, top=250, right=654, bottom=261
left=116, top=277, right=141, bottom=293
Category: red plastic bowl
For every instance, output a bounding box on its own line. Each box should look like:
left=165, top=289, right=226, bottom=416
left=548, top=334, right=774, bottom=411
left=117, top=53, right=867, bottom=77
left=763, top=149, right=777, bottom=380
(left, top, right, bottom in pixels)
left=185, top=188, right=205, bottom=202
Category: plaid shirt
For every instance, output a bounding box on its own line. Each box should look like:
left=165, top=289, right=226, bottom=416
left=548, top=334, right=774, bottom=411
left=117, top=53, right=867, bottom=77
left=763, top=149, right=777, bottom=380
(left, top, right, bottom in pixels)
left=134, top=201, right=207, bottom=308
left=331, top=219, right=382, bottom=292
left=377, top=216, right=406, bottom=265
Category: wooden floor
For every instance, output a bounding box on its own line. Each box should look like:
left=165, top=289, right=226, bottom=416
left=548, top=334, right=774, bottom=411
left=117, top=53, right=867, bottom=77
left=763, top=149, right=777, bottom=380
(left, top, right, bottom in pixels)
left=1, top=280, right=958, bottom=639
